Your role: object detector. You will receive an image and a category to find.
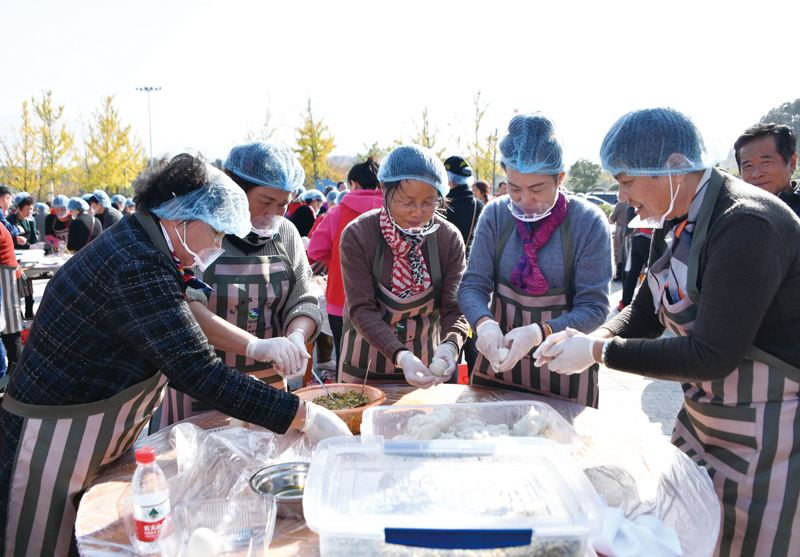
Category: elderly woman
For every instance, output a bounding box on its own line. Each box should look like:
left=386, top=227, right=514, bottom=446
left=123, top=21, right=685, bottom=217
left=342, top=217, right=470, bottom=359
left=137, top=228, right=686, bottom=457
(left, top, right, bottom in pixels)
left=0, top=154, right=349, bottom=556
left=458, top=113, right=612, bottom=407
left=66, top=196, right=102, bottom=252
left=7, top=196, right=39, bottom=319
left=44, top=194, right=71, bottom=250
left=338, top=144, right=469, bottom=387
left=536, top=108, right=800, bottom=555
left=152, top=142, right=324, bottom=429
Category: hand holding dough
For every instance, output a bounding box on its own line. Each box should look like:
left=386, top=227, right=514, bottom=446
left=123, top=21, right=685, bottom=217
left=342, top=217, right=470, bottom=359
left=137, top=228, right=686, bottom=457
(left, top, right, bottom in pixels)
left=498, top=348, right=510, bottom=363
left=429, top=358, right=449, bottom=377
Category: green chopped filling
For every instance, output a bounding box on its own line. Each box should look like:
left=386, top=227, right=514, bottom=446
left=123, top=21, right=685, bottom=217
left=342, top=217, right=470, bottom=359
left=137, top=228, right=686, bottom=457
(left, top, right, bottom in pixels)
left=312, top=391, right=372, bottom=410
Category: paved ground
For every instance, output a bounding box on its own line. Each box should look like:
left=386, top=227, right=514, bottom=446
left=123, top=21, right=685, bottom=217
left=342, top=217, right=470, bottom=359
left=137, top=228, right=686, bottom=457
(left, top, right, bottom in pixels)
left=29, top=274, right=686, bottom=439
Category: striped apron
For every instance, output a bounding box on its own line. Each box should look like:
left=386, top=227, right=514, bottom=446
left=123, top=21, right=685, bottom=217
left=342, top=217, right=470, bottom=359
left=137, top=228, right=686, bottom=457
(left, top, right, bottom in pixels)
left=338, top=231, right=442, bottom=384
left=470, top=214, right=599, bottom=408
left=2, top=372, right=168, bottom=557
left=0, top=264, right=23, bottom=336
left=656, top=169, right=800, bottom=556
left=151, top=234, right=294, bottom=431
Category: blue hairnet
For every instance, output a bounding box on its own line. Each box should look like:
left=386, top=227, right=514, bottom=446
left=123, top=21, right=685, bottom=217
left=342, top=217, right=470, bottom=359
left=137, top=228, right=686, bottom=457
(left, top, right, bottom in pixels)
left=93, top=190, right=111, bottom=208
left=377, top=144, right=449, bottom=197
left=52, top=195, right=69, bottom=208
left=499, top=113, right=564, bottom=175
left=13, top=193, right=31, bottom=206
left=125, top=199, right=135, bottom=207
left=446, top=171, right=474, bottom=187
left=225, top=141, right=305, bottom=192
left=302, top=190, right=325, bottom=202
left=151, top=163, right=251, bottom=238
left=294, top=185, right=306, bottom=197
left=326, top=191, right=338, bottom=203
left=34, top=202, right=49, bottom=213
left=335, top=190, right=349, bottom=205
left=81, top=194, right=93, bottom=202
left=67, top=197, right=90, bottom=212
left=600, top=108, right=710, bottom=176
left=111, top=194, right=126, bottom=206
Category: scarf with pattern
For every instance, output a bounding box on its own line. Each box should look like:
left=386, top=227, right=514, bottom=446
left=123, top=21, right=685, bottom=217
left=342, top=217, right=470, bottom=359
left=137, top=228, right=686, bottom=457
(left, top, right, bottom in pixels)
left=510, top=192, right=568, bottom=295
left=379, top=208, right=431, bottom=299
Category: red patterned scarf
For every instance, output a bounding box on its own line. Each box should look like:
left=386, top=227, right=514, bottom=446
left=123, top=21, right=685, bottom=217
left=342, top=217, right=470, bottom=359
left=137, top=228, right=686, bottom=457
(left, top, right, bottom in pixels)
left=379, top=208, right=431, bottom=299
left=510, top=192, right=568, bottom=295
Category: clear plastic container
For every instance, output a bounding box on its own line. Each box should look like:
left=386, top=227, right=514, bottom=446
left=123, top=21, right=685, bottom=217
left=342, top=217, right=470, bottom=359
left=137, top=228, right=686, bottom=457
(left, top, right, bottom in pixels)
left=130, top=447, right=171, bottom=554
left=361, top=401, right=583, bottom=451
left=304, top=436, right=603, bottom=556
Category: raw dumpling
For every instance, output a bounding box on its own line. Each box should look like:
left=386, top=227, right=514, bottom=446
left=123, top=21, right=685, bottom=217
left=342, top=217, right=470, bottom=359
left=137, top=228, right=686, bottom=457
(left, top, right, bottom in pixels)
left=396, top=407, right=455, bottom=440
left=429, top=359, right=448, bottom=377
left=511, top=407, right=551, bottom=438
left=498, top=348, right=510, bottom=363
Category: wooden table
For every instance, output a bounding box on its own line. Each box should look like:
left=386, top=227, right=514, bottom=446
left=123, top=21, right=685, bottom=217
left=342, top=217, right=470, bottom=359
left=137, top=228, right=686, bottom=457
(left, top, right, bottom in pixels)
left=75, top=384, right=717, bottom=556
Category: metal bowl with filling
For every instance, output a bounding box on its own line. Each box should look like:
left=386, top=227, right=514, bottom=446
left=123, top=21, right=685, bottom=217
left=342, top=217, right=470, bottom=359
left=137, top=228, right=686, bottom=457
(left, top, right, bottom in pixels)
left=250, top=462, right=309, bottom=519
left=294, top=384, right=385, bottom=434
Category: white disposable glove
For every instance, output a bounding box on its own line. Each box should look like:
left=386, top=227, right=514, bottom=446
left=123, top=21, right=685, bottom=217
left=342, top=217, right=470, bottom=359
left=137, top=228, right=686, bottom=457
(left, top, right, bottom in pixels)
left=246, top=337, right=302, bottom=377
left=398, top=351, right=436, bottom=389
left=474, top=319, right=505, bottom=371
left=430, top=343, right=457, bottom=384
left=301, top=401, right=353, bottom=444
left=533, top=328, right=571, bottom=363
left=533, top=327, right=597, bottom=375
left=285, top=332, right=311, bottom=380
left=494, top=323, right=543, bottom=373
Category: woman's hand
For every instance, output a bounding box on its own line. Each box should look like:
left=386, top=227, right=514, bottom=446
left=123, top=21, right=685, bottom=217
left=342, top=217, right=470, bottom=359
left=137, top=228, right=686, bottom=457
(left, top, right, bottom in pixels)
left=286, top=332, right=311, bottom=379
left=533, top=327, right=601, bottom=375
left=474, top=319, right=505, bottom=371
left=494, top=323, right=543, bottom=373
left=398, top=352, right=436, bottom=389
left=246, top=337, right=303, bottom=377
left=300, top=401, right=352, bottom=443
left=431, top=343, right=457, bottom=384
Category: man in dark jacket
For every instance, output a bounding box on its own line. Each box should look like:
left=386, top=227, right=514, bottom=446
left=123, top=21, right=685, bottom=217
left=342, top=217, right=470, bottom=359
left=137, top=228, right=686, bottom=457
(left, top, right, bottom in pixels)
left=443, top=155, right=483, bottom=260
left=735, top=123, right=800, bottom=217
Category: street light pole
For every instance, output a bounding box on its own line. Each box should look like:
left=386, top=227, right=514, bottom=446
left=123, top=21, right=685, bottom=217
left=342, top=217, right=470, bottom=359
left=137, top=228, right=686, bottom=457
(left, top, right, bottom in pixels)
left=135, top=86, right=161, bottom=166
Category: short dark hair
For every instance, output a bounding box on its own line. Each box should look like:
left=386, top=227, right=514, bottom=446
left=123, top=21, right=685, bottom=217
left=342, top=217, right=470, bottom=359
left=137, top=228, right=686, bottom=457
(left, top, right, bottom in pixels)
left=133, top=154, right=210, bottom=212
left=348, top=157, right=380, bottom=190
left=17, top=196, right=34, bottom=210
left=734, top=123, right=798, bottom=169
left=0, top=186, right=11, bottom=197
left=88, top=196, right=99, bottom=205
left=223, top=168, right=259, bottom=194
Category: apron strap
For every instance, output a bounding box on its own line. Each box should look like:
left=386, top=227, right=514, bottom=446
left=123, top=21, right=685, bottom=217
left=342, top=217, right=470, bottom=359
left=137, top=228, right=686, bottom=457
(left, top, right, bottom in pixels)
left=372, top=233, right=385, bottom=293
left=270, top=232, right=297, bottom=288
left=746, top=345, right=800, bottom=385
left=686, top=167, right=724, bottom=304
left=134, top=211, right=173, bottom=260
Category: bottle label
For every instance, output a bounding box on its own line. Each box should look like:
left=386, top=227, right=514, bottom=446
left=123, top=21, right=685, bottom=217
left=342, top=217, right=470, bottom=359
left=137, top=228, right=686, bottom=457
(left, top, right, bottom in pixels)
left=133, top=498, right=171, bottom=542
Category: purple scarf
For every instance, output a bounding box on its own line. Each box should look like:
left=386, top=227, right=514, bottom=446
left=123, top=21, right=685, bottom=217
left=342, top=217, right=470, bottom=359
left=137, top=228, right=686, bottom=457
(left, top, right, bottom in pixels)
left=510, top=192, right=568, bottom=295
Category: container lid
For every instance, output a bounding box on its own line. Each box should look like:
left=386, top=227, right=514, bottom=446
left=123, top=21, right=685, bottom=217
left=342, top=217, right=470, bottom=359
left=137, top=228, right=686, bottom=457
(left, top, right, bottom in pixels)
left=135, top=447, right=156, bottom=464
left=304, top=437, right=602, bottom=542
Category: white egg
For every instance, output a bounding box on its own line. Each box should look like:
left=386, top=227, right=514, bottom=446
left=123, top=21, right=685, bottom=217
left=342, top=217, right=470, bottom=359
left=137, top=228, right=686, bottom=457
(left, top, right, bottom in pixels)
left=187, top=527, right=221, bottom=557
left=429, top=358, right=448, bottom=377
left=498, top=348, right=510, bottom=363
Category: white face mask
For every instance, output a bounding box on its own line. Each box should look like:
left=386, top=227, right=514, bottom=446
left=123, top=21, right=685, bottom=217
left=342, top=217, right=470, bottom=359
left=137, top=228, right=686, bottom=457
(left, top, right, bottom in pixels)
left=250, top=214, right=282, bottom=238
left=161, top=222, right=225, bottom=272
left=508, top=189, right=560, bottom=223
left=628, top=175, right=681, bottom=229
left=386, top=206, right=439, bottom=236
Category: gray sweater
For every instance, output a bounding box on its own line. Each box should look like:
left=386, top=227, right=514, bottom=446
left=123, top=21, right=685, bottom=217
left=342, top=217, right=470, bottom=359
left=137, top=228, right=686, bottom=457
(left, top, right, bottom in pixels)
left=458, top=194, right=613, bottom=333
left=187, top=218, right=323, bottom=341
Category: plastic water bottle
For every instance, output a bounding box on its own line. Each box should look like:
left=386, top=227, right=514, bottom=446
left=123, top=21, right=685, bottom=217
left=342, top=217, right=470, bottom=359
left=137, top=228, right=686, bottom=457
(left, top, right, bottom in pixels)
left=131, top=447, right=171, bottom=553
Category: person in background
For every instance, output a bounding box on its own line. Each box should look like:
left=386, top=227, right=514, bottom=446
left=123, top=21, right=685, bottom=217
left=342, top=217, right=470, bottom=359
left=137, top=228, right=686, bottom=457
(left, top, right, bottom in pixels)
left=44, top=194, right=71, bottom=251
left=0, top=154, right=349, bottom=556
left=88, top=189, right=124, bottom=230
left=619, top=212, right=651, bottom=310
left=337, top=181, right=347, bottom=192
left=8, top=197, right=39, bottom=319
left=124, top=198, right=136, bottom=214
left=66, top=197, right=103, bottom=252
left=308, top=158, right=383, bottom=364
left=535, top=108, right=800, bottom=555
left=496, top=181, right=508, bottom=197
left=0, top=216, right=24, bottom=370
left=111, top=194, right=126, bottom=213
left=33, top=202, right=49, bottom=244
left=289, top=189, right=325, bottom=238
left=458, top=113, right=612, bottom=407
left=734, top=122, right=799, bottom=217
left=472, top=179, right=490, bottom=205
left=0, top=187, right=25, bottom=246
left=338, top=145, right=469, bottom=387
left=443, top=155, right=483, bottom=260
left=326, top=190, right=338, bottom=207
left=608, top=197, right=629, bottom=282
left=285, top=185, right=306, bottom=217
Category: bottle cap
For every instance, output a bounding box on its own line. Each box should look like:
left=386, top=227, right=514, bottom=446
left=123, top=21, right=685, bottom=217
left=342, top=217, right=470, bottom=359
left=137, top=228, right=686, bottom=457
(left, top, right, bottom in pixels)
left=135, top=447, right=156, bottom=464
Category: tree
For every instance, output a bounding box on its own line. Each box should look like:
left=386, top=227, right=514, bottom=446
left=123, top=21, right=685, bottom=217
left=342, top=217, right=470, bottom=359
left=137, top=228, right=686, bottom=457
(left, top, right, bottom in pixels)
left=467, top=91, right=490, bottom=180
left=358, top=141, right=389, bottom=161
left=760, top=98, right=800, bottom=178
left=245, top=93, right=281, bottom=142
left=410, top=107, right=445, bottom=157
left=75, top=95, right=147, bottom=194
left=33, top=90, right=74, bottom=201
left=294, top=97, right=337, bottom=188
left=566, top=159, right=601, bottom=193
left=0, top=100, right=40, bottom=194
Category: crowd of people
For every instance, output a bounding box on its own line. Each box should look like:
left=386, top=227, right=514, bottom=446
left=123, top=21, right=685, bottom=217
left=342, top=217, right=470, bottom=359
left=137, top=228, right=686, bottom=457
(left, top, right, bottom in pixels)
left=0, top=109, right=797, bottom=556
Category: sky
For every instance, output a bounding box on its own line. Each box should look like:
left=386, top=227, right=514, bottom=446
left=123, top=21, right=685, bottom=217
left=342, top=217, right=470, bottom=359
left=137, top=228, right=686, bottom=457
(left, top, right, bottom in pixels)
left=1, top=0, right=797, bottom=173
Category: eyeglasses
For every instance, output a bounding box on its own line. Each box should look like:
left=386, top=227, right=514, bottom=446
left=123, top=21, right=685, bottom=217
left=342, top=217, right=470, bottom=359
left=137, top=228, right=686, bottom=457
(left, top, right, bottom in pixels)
left=390, top=192, right=441, bottom=213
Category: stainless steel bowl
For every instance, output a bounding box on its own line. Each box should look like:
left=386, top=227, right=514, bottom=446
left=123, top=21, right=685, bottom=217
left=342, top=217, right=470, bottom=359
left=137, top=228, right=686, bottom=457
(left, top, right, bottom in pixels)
left=250, top=462, right=309, bottom=519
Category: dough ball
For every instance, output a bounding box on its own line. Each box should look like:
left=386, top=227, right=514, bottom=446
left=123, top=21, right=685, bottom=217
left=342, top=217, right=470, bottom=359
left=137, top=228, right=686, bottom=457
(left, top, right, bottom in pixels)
left=429, top=358, right=448, bottom=377
left=187, top=527, right=221, bottom=557
left=498, top=348, right=510, bottom=363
